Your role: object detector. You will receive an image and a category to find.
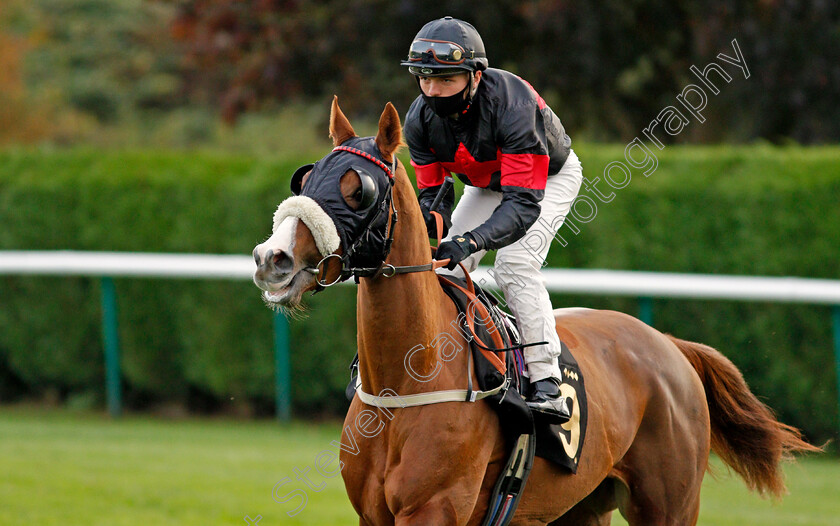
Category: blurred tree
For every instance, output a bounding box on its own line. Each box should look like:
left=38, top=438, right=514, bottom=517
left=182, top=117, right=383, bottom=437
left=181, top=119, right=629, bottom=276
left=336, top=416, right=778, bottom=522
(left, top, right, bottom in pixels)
left=170, top=0, right=840, bottom=143
left=2, top=1, right=838, bottom=144
left=4, top=0, right=183, bottom=144
left=0, top=1, right=53, bottom=143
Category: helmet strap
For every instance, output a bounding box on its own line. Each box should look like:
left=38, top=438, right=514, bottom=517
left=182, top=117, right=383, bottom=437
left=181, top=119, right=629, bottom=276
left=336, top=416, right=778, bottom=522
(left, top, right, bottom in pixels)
left=462, top=71, right=477, bottom=115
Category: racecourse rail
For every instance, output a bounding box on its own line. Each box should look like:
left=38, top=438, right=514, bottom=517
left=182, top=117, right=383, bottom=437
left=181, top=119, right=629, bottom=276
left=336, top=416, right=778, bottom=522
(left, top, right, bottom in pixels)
left=2, top=250, right=840, bottom=429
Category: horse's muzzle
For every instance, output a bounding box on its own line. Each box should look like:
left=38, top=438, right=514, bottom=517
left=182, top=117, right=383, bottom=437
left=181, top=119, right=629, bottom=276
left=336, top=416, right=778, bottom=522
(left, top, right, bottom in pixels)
left=253, top=247, right=295, bottom=293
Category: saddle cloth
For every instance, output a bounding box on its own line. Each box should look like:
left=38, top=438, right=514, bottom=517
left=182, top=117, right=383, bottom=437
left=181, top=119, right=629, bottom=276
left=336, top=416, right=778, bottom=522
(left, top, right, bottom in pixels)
left=438, top=276, right=588, bottom=473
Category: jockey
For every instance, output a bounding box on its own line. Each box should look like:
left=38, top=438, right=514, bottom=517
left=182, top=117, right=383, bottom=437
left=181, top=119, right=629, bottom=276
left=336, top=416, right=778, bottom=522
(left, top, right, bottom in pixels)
left=401, top=17, right=583, bottom=423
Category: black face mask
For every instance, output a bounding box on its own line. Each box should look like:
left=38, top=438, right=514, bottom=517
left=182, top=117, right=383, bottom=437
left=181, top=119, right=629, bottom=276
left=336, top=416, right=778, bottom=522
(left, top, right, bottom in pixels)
left=422, top=81, right=471, bottom=118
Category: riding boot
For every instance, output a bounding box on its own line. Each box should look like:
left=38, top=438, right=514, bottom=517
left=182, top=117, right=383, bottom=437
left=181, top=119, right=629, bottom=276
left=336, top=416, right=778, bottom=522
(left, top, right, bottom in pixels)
left=526, top=377, right=572, bottom=424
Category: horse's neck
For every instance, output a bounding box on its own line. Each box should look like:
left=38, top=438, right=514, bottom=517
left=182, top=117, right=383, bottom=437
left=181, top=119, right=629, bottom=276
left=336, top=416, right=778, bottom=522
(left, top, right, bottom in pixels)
left=355, top=176, right=464, bottom=396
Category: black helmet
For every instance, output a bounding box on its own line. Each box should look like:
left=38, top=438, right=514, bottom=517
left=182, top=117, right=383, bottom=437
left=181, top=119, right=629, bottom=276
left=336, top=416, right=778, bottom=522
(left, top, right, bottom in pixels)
left=400, top=16, right=488, bottom=77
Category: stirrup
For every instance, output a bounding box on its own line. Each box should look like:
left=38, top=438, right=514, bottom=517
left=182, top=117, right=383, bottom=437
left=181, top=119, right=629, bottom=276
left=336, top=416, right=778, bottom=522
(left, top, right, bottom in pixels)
left=526, top=396, right=572, bottom=424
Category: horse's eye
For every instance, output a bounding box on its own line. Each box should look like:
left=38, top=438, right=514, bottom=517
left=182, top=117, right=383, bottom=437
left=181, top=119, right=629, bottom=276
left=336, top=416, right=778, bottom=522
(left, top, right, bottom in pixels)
left=353, top=189, right=363, bottom=203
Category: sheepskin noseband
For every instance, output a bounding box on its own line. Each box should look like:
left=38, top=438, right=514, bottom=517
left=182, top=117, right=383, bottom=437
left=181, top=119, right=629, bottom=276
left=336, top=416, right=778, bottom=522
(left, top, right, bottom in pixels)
left=273, top=196, right=341, bottom=257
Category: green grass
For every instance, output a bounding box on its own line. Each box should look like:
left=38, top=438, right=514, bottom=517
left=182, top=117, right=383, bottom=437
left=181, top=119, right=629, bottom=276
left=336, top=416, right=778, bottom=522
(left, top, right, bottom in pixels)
left=611, top=458, right=840, bottom=526
left=0, top=408, right=836, bottom=525
left=0, top=407, right=355, bottom=525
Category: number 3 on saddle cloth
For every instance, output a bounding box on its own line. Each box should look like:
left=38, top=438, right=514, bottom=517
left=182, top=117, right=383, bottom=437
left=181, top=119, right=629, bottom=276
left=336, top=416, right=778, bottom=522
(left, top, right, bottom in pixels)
left=434, top=275, right=589, bottom=473
left=345, top=275, right=589, bottom=526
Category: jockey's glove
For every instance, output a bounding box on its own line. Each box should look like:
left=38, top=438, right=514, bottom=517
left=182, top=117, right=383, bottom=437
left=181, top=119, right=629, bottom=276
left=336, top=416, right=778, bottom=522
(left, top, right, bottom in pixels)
left=420, top=203, right=451, bottom=239
left=436, top=233, right=477, bottom=270
left=418, top=184, right=454, bottom=239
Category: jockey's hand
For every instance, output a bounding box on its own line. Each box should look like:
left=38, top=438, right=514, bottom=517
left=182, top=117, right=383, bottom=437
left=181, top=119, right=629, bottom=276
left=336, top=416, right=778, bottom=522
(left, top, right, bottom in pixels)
left=436, top=233, right=477, bottom=270
left=420, top=204, right=451, bottom=239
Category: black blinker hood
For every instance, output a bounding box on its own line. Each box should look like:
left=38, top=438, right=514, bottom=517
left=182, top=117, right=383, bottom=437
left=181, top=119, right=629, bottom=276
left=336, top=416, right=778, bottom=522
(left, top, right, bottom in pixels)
left=299, top=137, right=396, bottom=270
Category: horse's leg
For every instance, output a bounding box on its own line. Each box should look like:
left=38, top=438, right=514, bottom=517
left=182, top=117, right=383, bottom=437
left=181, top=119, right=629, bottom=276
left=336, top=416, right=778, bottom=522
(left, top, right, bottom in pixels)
left=385, top=407, right=506, bottom=526
left=548, top=510, right=613, bottom=526
left=393, top=496, right=461, bottom=525
left=610, top=388, right=708, bottom=525
left=389, top=446, right=506, bottom=526
left=616, top=478, right=702, bottom=526
left=393, top=470, right=506, bottom=526
left=545, top=477, right=619, bottom=526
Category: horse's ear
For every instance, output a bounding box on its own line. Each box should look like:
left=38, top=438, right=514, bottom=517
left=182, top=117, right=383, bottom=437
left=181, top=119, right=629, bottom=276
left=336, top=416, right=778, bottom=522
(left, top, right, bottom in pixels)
left=375, top=102, right=403, bottom=162
left=329, top=95, right=356, bottom=146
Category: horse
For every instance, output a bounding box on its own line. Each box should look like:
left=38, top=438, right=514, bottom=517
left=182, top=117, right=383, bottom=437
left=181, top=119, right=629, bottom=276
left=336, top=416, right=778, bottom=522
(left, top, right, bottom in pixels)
left=252, top=97, right=819, bottom=525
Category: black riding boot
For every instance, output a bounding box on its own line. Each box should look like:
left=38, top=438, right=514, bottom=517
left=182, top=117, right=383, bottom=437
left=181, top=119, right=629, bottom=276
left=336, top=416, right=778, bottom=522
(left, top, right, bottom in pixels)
left=526, top=377, right=572, bottom=424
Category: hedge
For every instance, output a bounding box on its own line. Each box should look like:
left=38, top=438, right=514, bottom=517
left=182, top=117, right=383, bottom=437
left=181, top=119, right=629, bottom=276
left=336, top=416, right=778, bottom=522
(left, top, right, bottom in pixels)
left=0, top=145, right=838, bottom=442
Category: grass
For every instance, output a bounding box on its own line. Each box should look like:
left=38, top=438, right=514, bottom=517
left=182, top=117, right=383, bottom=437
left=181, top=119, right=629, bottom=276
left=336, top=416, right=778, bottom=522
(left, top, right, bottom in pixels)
left=0, top=407, right=836, bottom=525
left=0, top=407, right=355, bottom=525
left=611, top=457, right=840, bottom=526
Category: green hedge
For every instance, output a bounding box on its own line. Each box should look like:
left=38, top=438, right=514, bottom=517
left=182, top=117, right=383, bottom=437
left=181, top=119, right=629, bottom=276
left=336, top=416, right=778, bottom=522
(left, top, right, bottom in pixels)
left=0, top=145, right=838, bottom=443
left=0, top=149, right=357, bottom=416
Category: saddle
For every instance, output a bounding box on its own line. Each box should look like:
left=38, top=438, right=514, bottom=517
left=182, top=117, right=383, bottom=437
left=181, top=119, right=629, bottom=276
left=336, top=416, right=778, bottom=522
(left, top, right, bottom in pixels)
left=436, top=275, right=588, bottom=473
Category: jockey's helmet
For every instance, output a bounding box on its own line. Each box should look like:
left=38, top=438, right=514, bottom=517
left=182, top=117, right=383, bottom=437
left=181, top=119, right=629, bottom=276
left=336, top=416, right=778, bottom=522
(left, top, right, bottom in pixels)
left=400, top=16, right=488, bottom=77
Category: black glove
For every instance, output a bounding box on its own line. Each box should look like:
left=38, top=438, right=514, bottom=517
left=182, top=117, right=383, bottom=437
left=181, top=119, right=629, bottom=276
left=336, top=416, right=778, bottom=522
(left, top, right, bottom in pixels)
left=435, top=233, right=477, bottom=270
left=420, top=204, right=451, bottom=239
left=418, top=184, right=454, bottom=239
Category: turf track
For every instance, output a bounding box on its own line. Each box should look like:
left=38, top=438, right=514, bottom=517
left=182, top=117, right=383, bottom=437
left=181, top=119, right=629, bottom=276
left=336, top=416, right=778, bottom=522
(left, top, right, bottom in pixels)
left=0, top=408, right=836, bottom=525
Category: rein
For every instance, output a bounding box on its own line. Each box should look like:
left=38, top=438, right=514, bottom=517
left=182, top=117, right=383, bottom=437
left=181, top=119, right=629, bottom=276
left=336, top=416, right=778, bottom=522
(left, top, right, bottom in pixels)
left=349, top=208, right=516, bottom=408
left=308, top=210, right=453, bottom=284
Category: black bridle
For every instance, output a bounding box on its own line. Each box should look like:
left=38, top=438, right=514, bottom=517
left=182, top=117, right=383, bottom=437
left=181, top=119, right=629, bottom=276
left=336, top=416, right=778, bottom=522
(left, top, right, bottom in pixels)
left=306, top=145, right=438, bottom=292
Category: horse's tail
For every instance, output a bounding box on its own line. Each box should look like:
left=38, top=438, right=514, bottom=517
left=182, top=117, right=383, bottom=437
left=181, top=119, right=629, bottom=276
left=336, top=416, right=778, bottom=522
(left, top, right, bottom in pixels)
left=667, top=335, right=821, bottom=499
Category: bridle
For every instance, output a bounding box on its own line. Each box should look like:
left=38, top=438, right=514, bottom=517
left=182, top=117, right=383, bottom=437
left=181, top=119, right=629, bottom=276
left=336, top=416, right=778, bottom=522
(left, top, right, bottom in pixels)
left=305, top=145, right=445, bottom=291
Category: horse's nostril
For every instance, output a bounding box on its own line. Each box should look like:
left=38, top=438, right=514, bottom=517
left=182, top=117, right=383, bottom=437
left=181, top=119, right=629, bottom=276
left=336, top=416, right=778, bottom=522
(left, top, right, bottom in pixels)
left=272, top=250, right=293, bottom=273
left=256, top=247, right=294, bottom=274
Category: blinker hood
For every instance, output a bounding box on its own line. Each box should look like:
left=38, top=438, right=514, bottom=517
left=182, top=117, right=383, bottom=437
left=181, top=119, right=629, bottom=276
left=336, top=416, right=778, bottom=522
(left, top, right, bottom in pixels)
left=290, top=164, right=314, bottom=195
left=294, top=137, right=395, bottom=269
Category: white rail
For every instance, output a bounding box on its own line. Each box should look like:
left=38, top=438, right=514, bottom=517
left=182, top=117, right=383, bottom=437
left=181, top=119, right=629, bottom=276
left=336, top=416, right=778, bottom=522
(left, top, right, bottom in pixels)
left=2, top=250, right=839, bottom=427
left=2, top=251, right=840, bottom=304
left=0, top=251, right=253, bottom=280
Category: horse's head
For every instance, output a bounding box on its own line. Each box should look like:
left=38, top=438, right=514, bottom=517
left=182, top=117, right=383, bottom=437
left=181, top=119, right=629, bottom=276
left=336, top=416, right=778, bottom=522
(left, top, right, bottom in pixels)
left=253, top=97, right=404, bottom=311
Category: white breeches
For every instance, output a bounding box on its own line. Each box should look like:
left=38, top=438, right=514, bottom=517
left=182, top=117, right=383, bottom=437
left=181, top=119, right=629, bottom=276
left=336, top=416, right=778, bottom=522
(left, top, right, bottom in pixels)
left=440, top=150, right=583, bottom=381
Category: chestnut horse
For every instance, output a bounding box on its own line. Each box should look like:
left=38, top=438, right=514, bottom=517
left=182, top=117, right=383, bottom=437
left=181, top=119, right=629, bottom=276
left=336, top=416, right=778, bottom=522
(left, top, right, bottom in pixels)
left=253, top=98, right=818, bottom=525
